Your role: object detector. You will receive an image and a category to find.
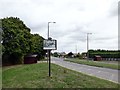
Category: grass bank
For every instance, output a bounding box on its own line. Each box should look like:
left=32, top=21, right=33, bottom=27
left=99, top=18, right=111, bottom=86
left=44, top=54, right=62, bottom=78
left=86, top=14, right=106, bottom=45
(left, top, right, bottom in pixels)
left=64, top=58, right=119, bottom=70
left=2, top=63, right=119, bottom=88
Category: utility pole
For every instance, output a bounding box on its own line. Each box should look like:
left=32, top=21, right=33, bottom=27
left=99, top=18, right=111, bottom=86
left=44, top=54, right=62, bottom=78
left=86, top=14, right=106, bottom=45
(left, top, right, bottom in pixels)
left=75, top=44, right=77, bottom=54
left=87, top=33, right=92, bottom=60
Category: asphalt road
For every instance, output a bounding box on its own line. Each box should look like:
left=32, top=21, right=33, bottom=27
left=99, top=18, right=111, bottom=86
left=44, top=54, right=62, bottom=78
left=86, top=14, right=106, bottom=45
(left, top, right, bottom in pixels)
left=51, top=57, right=119, bottom=83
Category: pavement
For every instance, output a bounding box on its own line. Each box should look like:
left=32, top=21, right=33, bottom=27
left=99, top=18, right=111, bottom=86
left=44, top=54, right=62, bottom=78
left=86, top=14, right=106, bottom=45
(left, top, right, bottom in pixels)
left=50, top=57, right=119, bottom=83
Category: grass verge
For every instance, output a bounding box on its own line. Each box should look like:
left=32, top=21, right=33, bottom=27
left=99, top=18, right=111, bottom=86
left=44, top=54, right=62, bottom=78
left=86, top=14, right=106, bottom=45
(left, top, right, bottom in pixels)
left=2, top=63, right=119, bottom=88
left=64, top=58, right=119, bottom=70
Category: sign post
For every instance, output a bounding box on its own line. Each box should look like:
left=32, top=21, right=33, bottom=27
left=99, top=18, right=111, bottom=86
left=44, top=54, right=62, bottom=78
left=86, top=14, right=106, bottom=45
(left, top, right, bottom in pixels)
left=43, top=38, right=57, bottom=77
left=48, top=50, right=51, bottom=77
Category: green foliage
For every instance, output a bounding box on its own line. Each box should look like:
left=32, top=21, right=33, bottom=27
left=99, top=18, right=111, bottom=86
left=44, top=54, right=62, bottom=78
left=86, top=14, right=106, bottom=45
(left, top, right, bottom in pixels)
left=1, top=17, right=46, bottom=65
left=53, top=52, right=59, bottom=57
left=74, top=53, right=83, bottom=59
left=30, top=34, right=46, bottom=59
left=88, top=49, right=120, bottom=58
left=2, top=17, right=31, bottom=54
left=67, top=52, right=74, bottom=58
left=1, top=17, right=32, bottom=64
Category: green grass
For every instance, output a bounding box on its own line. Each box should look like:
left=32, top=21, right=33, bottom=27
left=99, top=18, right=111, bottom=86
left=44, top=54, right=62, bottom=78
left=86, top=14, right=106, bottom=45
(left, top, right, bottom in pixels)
left=2, top=63, right=119, bottom=88
left=64, top=58, right=119, bottom=70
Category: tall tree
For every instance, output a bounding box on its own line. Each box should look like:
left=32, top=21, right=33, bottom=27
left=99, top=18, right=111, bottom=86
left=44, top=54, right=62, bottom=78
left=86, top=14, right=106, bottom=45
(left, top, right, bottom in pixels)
left=30, top=34, right=46, bottom=59
left=2, top=17, right=31, bottom=64
left=1, top=17, right=46, bottom=65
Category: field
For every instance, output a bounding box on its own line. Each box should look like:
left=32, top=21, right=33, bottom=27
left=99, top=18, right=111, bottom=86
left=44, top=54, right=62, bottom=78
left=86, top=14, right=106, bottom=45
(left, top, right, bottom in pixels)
left=64, top=58, right=119, bottom=70
left=2, top=63, right=119, bottom=88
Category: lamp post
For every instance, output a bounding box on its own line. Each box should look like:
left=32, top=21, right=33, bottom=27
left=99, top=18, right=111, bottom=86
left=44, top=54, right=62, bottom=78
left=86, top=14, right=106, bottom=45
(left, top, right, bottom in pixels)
left=48, top=22, right=56, bottom=39
left=87, top=33, right=92, bottom=60
left=47, top=22, right=56, bottom=77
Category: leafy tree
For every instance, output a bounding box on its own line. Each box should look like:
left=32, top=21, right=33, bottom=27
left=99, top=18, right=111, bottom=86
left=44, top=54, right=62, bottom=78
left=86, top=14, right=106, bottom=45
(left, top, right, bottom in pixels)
left=67, top=52, right=74, bottom=58
left=76, top=53, right=83, bottom=59
left=30, top=34, right=46, bottom=59
left=1, top=17, right=46, bottom=65
left=53, top=52, right=59, bottom=57
left=2, top=17, right=32, bottom=64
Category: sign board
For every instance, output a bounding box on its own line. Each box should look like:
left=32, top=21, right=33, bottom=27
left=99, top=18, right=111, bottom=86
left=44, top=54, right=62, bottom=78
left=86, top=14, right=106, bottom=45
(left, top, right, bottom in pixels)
left=43, top=39, right=57, bottom=50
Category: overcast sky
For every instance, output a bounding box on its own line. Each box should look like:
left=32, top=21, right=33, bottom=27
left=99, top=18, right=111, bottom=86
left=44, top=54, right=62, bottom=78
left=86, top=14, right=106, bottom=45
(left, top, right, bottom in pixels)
left=0, top=0, right=119, bottom=53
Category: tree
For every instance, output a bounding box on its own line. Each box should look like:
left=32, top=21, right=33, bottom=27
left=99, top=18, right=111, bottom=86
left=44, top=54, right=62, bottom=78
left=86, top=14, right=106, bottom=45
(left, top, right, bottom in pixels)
left=76, top=53, right=82, bottom=59
left=30, top=34, right=46, bottom=59
left=2, top=17, right=46, bottom=65
left=2, top=17, right=32, bottom=64
left=53, top=52, right=59, bottom=57
left=67, top=52, right=74, bottom=58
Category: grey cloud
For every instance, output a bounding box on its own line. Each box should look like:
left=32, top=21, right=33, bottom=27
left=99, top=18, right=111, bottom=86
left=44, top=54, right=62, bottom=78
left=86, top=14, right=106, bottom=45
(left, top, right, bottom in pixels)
left=109, top=1, right=118, bottom=17
left=30, top=23, right=47, bottom=32
left=51, top=24, right=88, bottom=41
left=65, top=1, right=86, bottom=11
left=110, top=7, right=118, bottom=16
left=94, top=37, right=117, bottom=41
left=65, top=24, right=92, bottom=42
left=68, top=31, right=86, bottom=42
left=51, top=31, right=67, bottom=38
left=0, top=0, right=118, bottom=52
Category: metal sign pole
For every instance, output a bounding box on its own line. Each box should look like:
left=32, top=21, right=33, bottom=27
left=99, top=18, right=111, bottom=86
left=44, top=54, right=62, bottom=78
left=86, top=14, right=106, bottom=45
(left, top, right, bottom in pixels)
left=47, top=50, right=48, bottom=63
left=48, top=50, right=51, bottom=77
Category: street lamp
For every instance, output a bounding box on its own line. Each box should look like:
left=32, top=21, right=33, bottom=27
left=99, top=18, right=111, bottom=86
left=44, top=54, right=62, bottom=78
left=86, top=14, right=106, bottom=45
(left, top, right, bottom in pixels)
left=47, top=22, right=56, bottom=77
left=87, top=33, right=92, bottom=60
left=48, top=22, right=56, bottom=39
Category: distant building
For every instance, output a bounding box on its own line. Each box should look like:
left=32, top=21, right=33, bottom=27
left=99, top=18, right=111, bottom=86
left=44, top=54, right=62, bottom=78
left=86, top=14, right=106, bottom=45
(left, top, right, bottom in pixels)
left=94, top=55, right=102, bottom=61
left=60, top=52, right=66, bottom=58
left=81, top=52, right=87, bottom=59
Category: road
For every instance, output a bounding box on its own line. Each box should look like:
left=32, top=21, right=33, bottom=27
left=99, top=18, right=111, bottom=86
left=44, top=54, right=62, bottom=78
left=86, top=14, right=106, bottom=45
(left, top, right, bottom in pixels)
left=51, top=57, right=119, bottom=83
